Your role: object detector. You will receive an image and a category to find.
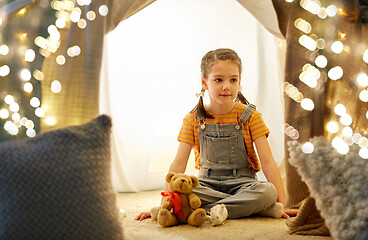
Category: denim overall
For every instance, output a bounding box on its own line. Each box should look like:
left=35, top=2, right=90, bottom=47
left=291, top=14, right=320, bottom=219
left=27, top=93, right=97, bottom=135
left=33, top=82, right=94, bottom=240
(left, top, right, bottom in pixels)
left=192, top=104, right=278, bottom=219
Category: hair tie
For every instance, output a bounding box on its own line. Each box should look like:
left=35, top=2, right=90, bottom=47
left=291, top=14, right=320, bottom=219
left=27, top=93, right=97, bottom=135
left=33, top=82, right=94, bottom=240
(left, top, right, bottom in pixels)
left=195, top=91, right=204, bottom=97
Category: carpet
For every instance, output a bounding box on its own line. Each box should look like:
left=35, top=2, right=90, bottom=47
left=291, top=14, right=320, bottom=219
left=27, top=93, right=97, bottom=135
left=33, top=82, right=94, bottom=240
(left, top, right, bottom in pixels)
left=116, top=190, right=333, bottom=240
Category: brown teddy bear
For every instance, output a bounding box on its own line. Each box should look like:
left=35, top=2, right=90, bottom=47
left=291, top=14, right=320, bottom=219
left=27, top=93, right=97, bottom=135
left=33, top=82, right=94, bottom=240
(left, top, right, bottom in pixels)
left=157, top=172, right=206, bottom=227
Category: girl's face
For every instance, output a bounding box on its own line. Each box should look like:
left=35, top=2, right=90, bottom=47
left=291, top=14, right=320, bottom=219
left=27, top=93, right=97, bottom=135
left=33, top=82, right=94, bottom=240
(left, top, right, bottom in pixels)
left=202, top=60, right=241, bottom=111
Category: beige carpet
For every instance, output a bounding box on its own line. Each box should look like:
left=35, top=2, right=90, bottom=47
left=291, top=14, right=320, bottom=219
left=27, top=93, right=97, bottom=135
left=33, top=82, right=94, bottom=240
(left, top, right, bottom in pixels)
left=116, top=190, right=333, bottom=240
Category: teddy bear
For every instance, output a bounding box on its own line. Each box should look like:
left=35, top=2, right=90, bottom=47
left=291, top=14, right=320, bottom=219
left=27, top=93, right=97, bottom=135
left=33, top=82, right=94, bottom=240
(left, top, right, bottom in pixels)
left=156, top=172, right=207, bottom=227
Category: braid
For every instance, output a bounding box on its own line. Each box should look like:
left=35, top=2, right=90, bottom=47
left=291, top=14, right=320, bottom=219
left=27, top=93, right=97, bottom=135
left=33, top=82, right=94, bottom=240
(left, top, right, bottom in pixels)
left=190, top=89, right=214, bottom=119
left=235, top=91, right=251, bottom=106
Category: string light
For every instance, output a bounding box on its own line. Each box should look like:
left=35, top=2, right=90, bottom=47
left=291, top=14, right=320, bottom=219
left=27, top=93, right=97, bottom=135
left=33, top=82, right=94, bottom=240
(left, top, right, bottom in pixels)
left=357, top=73, right=368, bottom=87
left=0, top=45, right=9, bottom=55
left=302, top=142, right=314, bottom=154
left=24, top=49, right=36, bottom=62
left=300, top=98, right=314, bottom=111
left=0, top=0, right=110, bottom=138
left=299, top=35, right=317, bottom=51
left=359, top=90, right=368, bottom=102
left=99, top=5, right=109, bottom=16
left=315, top=55, right=328, bottom=68
left=300, top=0, right=321, bottom=15
left=334, top=104, right=346, bottom=116
left=331, top=41, right=344, bottom=54
left=326, top=5, right=338, bottom=17
left=327, top=121, right=339, bottom=133
left=51, top=80, right=62, bottom=93
left=363, top=49, right=368, bottom=64
left=0, top=65, right=10, bottom=77
left=328, top=66, right=343, bottom=80
left=340, top=114, right=352, bottom=126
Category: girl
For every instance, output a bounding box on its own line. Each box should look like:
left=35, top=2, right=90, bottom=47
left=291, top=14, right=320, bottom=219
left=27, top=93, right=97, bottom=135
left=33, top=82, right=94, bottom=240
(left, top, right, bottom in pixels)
left=136, top=48, right=297, bottom=221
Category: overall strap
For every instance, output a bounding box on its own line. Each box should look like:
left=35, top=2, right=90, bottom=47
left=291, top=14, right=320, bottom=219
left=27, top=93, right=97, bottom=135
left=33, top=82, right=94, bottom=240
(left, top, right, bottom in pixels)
left=239, top=104, right=256, bottom=123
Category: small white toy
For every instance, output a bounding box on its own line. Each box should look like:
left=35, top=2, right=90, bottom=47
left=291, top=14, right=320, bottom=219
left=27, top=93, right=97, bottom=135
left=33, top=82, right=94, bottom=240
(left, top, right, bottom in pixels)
left=150, top=206, right=161, bottom=221
left=208, top=204, right=228, bottom=226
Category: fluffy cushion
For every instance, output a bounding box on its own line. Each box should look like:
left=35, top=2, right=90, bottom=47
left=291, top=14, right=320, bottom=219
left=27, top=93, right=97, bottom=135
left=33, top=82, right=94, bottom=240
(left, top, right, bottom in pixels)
left=288, top=137, right=368, bottom=240
left=0, top=115, right=124, bottom=240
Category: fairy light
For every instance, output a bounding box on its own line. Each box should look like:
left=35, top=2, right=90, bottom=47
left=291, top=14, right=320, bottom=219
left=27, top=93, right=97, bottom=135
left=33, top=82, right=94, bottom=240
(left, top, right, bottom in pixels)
left=334, top=104, right=346, bottom=116
left=363, top=49, right=368, bottom=64
left=284, top=82, right=303, bottom=102
left=51, top=80, right=62, bottom=93
left=358, top=137, right=368, bottom=148
left=55, top=18, right=66, bottom=28
left=300, top=0, right=321, bottom=15
left=359, top=90, right=368, bottom=102
left=332, top=136, right=349, bottom=155
left=359, top=148, right=368, bottom=159
left=77, top=19, right=87, bottom=29
left=56, top=55, right=66, bottom=65
left=9, top=102, right=20, bottom=112
left=300, top=98, right=314, bottom=111
left=0, top=109, right=9, bottom=119
left=340, top=114, right=352, bottom=126
left=331, top=41, right=344, bottom=54
left=23, top=82, right=33, bottom=93
left=302, top=142, right=314, bottom=154
left=0, top=65, right=10, bottom=77
left=0, top=45, right=9, bottom=55
left=338, top=31, right=346, bottom=41
left=4, top=95, right=15, bottom=104
left=4, top=121, right=18, bottom=135
left=19, top=69, right=32, bottom=81
left=352, top=133, right=362, bottom=144
left=342, top=126, right=353, bottom=137
left=67, top=45, right=81, bottom=57
left=294, top=18, right=312, bottom=34
left=316, top=38, right=325, bottom=49
left=30, top=97, right=41, bottom=107
left=26, top=128, right=36, bottom=138
left=317, top=7, right=327, bottom=19
left=45, top=117, right=56, bottom=126
left=326, top=5, right=338, bottom=17
left=357, top=73, right=368, bottom=87
left=315, top=55, right=328, bottom=68
left=35, top=107, right=45, bottom=117
left=299, top=64, right=320, bottom=88
left=299, top=35, right=317, bottom=51
left=70, top=8, right=81, bottom=22
left=33, top=70, right=44, bottom=81
left=284, top=124, right=300, bottom=139
left=99, top=5, right=109, bottom=16
left=24, top=49, right=36, bottom=62
left=327, top=121, right=339, bottom=133
left=86, top=11, right=96, bottom=21
left=12, top=112, right=20, bottom=121
left=328, top=66, right=343, bottom=80
left=25, top=120, right=34, bottom=129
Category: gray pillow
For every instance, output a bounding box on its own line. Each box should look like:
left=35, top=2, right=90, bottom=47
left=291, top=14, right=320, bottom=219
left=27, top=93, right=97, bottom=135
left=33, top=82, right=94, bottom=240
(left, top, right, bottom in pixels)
left=0, top=115, right=124, bottom=240
left=288, top=136, right=368, bottom=240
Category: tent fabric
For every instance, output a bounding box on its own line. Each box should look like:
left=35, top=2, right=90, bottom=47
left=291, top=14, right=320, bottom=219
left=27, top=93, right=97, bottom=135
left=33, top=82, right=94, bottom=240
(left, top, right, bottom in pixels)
left=272, top=0, right=368, bottom=236
left=40, top=0, right=155, bottom=132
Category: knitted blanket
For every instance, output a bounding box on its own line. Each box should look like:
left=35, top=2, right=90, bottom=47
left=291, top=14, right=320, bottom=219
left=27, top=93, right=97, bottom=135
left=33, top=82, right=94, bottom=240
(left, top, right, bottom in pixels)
left=288, top=137, right=368, bottom=240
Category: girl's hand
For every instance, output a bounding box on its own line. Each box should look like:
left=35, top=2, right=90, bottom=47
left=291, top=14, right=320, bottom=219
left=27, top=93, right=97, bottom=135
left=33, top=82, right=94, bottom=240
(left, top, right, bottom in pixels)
left=135, top=211, right=151, bottom=221
left=282, top=208, right=299, bottom=219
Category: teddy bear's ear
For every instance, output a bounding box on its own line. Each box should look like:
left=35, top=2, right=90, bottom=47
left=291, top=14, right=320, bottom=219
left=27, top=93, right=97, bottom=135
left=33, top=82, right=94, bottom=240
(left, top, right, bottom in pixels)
left=190, top=175, right=199, bottom=188
left=165, top=172, right=176, bottom=183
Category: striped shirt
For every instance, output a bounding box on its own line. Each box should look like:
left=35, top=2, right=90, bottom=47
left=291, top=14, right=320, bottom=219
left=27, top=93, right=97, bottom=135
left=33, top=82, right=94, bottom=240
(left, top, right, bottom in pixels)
left=177, top=102, right=269, bottom=172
